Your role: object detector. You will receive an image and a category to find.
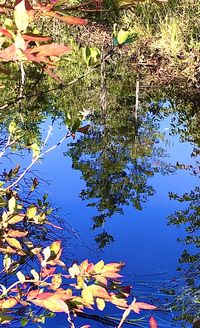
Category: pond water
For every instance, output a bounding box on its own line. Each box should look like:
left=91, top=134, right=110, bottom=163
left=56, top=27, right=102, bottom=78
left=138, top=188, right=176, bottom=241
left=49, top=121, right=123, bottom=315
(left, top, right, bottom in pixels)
left=0, top=62, right=199, bottom=327
left=32, top=112, right=199, bottom=327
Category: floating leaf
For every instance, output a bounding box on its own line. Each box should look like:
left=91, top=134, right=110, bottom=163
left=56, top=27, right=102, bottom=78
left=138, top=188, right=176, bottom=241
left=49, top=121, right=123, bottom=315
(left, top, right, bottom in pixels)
left=82, top=287, right=94, bottom=305
left=31, top=293, right=69, bottom=313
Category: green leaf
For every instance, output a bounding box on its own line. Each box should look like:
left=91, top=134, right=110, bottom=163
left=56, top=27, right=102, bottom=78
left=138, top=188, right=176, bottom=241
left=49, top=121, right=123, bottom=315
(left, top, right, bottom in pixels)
left=0, top=315, right=14, bottom=324
left=82, top=47, right=91, bottom=66
left=21, top=318, right=29, bottom=327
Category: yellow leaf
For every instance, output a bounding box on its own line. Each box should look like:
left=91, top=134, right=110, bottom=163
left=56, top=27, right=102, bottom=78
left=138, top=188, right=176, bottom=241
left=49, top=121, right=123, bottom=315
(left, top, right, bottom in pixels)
left=69, top=263, right=80, bottom=278
left=2, top=297, right=18, bottom=309
left=27, top=205, right=37, bottom=219
left=8, top=197, right=16, bottom=214
left=117, top=29, right=129, bottom=45
left=5, top=237, right=22, bottom=249
left=51, top=274, right=62, bottom=290
left=94, top=260, right=104, bottom=273
left=30, top=143, right=40, bottom=160
left=3, top=254, right=12, bottom=270
left=16, top=271, right=25, bottom=283
left=14, top=0, right=29, bottom=32
left=50, top=240, right=61, bottom=256
left=77, top=276, right=84, bottom=289
left=82, top=287, right=94, bottom=305
left=96, top=297, right=105, bottom=311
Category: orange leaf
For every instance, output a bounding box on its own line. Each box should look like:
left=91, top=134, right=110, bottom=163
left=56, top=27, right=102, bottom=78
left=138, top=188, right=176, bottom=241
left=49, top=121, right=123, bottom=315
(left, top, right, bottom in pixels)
left=7, top=213, right=25, bottom=224
left=90, top=285, right=110, bottom=299
left=110, top=296, right=128, bottom=309
left=131, top=302, right=157, bottom=314
left=0, top=245, right=16, bottom=254
left=30, top=43, right=70, bottom=57
left=43, top=11, right=87, bottom=25
left=23, top=34, right=52, bottom=42
left=27, top=289, right=40, bottom=301
left=44, top=67, right=62, bottom=82
left=95, top=275, right=107, bottom=286
left=32, top=297, right=69, bottom=313
left=101, top=271, right=122, bottom=279
left=149, top=316, right=158, bottom=328
left=6, top=229, right=28, bottom=237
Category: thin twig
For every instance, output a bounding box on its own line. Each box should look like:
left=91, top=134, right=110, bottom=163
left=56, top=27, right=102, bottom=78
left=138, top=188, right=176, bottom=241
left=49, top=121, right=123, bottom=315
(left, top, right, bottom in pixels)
left=6, top=131, right=71, bottom=190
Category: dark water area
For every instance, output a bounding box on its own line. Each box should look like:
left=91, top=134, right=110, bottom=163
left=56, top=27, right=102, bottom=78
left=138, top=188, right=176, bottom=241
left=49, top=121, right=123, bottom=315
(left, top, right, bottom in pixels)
left=31, top=113, right=199, bottom=327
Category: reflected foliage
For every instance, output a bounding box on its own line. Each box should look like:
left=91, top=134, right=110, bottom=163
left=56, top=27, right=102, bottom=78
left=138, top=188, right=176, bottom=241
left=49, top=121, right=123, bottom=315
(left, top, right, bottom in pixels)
left=67, top=104, right=175, bottom=247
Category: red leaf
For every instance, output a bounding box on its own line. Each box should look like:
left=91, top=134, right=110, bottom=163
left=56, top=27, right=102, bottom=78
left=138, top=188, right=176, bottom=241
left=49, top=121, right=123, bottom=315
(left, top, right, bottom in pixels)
left=30, top=43, right=70, bottom=56
left=131, top=302, right=157, bottom=314
left=101, top=271, right=122, bottom=279
left=44, top=67, right=62, bottom=82
left=149, top=316, right=158, bottom=328
left=40, top=267, right=56, bottom=278
left=43, top=11, right=87, bottom=25
left=23, top=34, right=52, bottom=42
left=0, top=28, right=13, bottom=38
left=0, top=45, right=16, bottom=61
left=27, top=289, right=40, bottom=300
left=86, top=263, right=94, bottom=273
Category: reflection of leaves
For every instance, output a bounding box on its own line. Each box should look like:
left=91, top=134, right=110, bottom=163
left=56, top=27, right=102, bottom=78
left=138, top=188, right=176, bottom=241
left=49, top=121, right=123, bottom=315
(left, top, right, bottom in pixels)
left=95, top=232, right=114, bottom=249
